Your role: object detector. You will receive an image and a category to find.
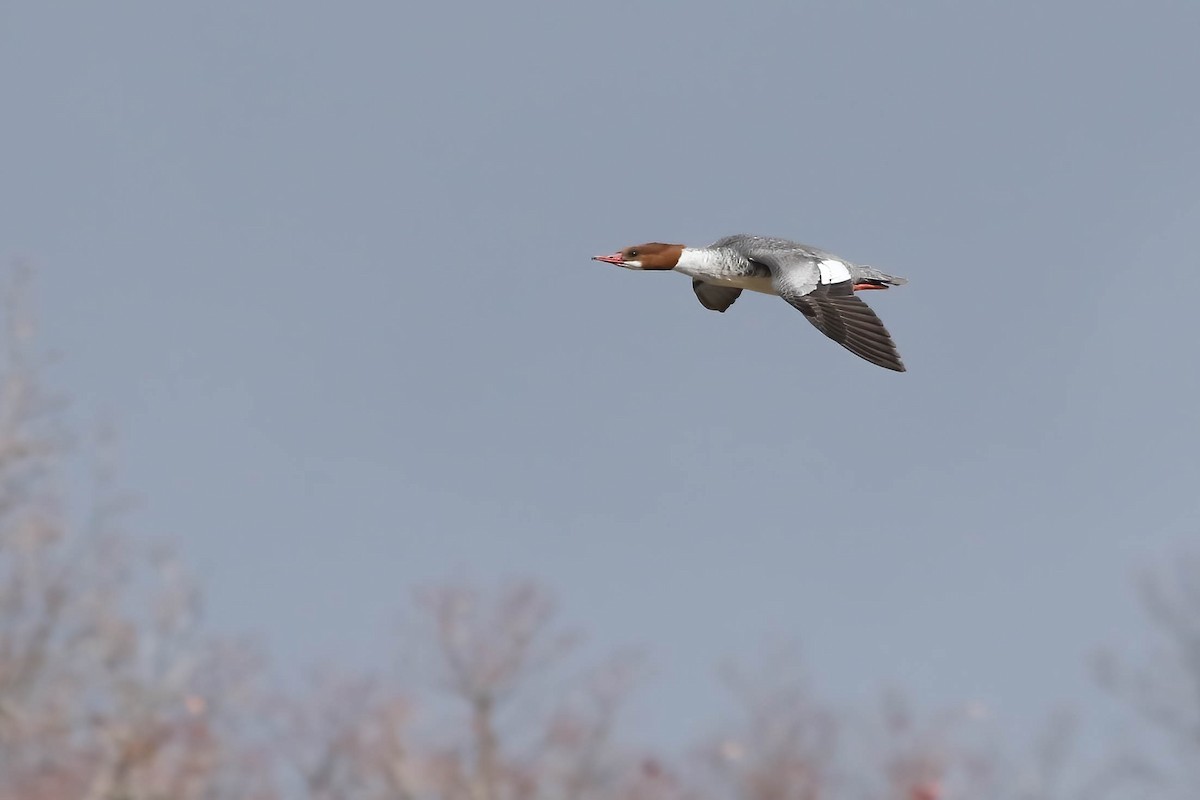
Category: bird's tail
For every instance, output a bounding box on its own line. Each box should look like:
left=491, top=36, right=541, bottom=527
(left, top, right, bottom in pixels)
left=852, top=266, right=907, bottom=291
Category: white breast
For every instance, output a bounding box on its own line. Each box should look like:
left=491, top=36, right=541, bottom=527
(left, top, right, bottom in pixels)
left=674, top=248, right=778, bottom=295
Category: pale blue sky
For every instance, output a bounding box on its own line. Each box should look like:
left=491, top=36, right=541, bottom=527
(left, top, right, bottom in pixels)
left=3, top=0, right=1199, bottom=748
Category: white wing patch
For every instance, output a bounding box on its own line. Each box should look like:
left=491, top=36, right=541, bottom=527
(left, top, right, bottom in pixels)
left=817, top=259, right=851, bottom=285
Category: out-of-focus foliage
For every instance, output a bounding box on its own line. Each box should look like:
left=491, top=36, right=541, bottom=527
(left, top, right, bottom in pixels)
left=0, top=267, right=271, bottom=800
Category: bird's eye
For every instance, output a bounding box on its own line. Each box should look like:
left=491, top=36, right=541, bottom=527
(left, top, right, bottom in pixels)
left=627, top=249, right=639, bottom=258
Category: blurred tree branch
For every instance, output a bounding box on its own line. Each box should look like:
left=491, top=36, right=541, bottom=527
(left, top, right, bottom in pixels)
left=0, top=266, right=270, bottom=800
left=1094, top=552, right=1200, bottom=796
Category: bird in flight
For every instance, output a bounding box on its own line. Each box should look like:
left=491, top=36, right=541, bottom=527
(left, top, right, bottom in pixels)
left=593, top=234, right=908, bottom=372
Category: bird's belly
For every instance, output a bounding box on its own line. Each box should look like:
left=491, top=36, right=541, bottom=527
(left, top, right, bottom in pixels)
left=705, top=273, right=777, bottom=295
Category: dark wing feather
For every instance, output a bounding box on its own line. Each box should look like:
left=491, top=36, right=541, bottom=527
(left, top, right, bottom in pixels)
left=692, top=279, right=743, bottom=312
left=783, top=280, right=906, bottom=372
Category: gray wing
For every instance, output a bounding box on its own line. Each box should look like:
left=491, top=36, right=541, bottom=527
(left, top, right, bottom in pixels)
left=692, top=279, right=742, bottom=312
left=782, top=281, right=906, bottom=372
left=743, top=247, right=906, bottom=372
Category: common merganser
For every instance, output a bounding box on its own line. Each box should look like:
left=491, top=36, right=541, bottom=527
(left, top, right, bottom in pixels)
left=592, top=234, right=907, bottom=372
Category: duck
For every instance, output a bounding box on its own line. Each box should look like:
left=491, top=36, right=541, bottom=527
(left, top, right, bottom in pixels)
left=593, top=234, right=907, bottom=372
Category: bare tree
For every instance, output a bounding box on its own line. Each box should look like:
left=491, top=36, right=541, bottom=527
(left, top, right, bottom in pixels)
left=411, top=581, right=641, bottom=800
left=0, top=266, right=272, bottom=800
left=419, top=581, right=574, bottom=800
left=702, top=649, right=837, bottom=800
left=1093, top=551, right=1200, bottom=797
left=701, top=649, right=1011, bottom=800
left=278, top=581, right=642, bottom=800
left=857, top=690, right=997, bottom=800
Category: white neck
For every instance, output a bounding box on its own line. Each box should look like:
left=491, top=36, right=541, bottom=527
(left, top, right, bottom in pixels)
left=674, top=247, right=730, bottom=280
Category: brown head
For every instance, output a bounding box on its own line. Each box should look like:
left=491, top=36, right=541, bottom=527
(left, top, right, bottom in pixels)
left=592, top=242, right=684, bottom=271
